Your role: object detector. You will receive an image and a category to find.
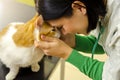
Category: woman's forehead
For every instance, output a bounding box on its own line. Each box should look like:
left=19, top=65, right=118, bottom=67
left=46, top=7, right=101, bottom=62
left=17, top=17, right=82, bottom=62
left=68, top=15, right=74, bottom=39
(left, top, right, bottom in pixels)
left=47, top=18, right=65, bottom=27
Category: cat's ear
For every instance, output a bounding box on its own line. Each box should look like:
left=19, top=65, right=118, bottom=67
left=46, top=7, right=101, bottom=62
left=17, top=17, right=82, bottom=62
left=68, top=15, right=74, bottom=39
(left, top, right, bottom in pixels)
left=35, top=15, right=44, bottom=28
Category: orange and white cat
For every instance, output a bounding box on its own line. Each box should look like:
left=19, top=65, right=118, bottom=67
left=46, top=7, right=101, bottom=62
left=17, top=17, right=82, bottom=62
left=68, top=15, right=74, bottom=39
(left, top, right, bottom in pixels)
left=0, top=14, right=60, bottom=80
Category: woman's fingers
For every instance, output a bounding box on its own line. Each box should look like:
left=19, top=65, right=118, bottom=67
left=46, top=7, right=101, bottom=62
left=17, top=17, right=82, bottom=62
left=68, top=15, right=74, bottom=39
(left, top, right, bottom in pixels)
left=34, top=40, right=50, bottom=49
left=41, top=35, right=55, bottom=42
left=34, top=37, right=73, bottom=59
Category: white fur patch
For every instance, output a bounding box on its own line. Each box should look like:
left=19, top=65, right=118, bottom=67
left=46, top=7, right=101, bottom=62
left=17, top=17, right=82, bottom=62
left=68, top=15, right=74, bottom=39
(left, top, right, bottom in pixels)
left=0, top=23, right=44, bottom=80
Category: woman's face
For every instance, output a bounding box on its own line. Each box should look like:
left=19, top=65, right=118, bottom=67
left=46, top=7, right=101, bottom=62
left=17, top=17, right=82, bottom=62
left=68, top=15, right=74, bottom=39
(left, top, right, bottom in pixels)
left=48, top=9, right=88, bottom=35
left=39, top=1, right=89, bottom=35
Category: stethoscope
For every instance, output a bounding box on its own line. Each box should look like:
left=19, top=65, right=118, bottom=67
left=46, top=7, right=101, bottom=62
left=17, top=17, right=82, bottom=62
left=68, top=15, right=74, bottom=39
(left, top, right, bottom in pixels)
left=91, top=18, right=104, bottom=59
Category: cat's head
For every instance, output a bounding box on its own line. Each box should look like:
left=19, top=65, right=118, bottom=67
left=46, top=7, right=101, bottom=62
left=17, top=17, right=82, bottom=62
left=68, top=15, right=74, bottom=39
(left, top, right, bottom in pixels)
left=34, top=16, right=61, bottom=41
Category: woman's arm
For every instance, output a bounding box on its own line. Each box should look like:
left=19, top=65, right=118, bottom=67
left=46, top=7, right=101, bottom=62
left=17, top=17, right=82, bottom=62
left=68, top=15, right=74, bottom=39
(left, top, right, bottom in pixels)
left=74, top=34, right=105, bottom=54
left=66, top=49, right=104, bottom=80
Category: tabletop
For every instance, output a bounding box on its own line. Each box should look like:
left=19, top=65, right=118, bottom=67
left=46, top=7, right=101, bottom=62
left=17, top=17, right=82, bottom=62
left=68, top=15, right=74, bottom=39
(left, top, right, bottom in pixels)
left=0, top=56, right=59, bottom=80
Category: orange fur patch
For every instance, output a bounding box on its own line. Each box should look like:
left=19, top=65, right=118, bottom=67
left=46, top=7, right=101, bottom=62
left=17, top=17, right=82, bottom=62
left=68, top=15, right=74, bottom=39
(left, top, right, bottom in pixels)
left=38, top=22, right=56, bottom=40
left=13, top=14, right=38, bottom=47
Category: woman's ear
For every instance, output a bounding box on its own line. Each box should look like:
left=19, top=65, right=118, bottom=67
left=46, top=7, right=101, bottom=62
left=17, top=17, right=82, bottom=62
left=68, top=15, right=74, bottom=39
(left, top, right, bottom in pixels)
left=72, top=1, right=87, bottom=15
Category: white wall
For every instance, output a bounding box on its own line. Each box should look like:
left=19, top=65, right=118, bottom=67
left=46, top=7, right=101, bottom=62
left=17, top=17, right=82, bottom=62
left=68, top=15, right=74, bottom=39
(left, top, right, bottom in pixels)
left=0, top=0, right=36, bottom=30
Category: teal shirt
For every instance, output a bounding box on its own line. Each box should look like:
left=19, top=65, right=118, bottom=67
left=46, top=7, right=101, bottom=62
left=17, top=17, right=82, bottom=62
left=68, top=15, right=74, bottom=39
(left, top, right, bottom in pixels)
left=66, top=34, right=105, bottom=80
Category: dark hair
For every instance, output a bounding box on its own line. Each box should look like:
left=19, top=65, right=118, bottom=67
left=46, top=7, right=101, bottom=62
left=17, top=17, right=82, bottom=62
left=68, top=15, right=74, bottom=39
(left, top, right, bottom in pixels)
left=36, top=0, right=106, bottom=32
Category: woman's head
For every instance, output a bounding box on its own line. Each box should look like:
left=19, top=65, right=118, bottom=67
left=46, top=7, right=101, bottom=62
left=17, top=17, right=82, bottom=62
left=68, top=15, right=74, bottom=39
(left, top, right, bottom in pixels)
left=36, top=0, right=106, bottom=34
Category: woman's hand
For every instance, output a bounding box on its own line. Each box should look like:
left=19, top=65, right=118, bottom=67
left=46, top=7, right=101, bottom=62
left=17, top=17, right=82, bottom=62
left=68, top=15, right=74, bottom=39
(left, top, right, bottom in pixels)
left=34, top=35, right=73, bottom=59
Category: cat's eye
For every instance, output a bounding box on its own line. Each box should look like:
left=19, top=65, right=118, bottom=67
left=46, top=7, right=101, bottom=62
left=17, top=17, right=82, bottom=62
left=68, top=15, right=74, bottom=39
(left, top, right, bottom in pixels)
left=52, top=28, right=56, bottom=31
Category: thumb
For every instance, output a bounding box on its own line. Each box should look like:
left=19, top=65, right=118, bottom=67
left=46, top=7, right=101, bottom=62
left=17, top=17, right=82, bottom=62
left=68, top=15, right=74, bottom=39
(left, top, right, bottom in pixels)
left=41, top=35, right=54, bottom=42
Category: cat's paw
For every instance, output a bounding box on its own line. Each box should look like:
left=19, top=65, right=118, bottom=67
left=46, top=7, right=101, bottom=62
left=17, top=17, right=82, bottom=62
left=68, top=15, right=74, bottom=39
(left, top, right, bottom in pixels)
left=31, top=64, right=40, bottom=72
left=6, top=73, right=15, bottom=80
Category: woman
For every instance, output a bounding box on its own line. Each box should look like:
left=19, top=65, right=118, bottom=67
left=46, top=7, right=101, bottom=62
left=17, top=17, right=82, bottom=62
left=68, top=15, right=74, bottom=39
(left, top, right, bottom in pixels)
left=34, top=0, right=120, bottom=80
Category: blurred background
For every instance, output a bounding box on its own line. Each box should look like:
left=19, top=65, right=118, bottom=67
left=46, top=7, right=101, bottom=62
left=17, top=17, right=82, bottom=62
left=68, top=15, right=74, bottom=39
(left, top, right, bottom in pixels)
left=0, top=0, right=36, bottom=30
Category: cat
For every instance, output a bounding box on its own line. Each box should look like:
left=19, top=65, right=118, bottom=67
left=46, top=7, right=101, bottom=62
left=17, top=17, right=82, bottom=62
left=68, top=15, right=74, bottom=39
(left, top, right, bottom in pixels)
left=0, top=14, right=60, bottom=80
